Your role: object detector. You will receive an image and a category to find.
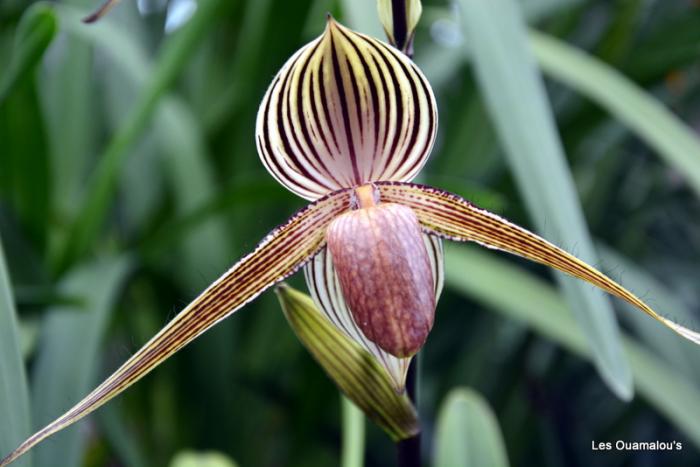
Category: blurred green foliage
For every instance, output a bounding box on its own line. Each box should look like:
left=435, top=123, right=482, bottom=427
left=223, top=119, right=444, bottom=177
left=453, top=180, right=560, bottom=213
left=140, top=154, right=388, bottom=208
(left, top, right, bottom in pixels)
left=1, top=0, right=700, bottom=466
left=434, top=388, right=509, bottom=467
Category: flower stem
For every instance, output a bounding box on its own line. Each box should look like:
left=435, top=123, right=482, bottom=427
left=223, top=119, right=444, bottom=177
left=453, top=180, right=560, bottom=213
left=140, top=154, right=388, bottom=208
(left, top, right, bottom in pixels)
left=397, top=357, right=421, bottom=467
left=341, top=395, right=365, bottom=467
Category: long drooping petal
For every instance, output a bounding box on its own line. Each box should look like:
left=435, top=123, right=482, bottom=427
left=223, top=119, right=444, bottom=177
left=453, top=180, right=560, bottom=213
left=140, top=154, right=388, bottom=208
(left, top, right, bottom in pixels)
left=304, top=234, right=443, bottom=391
left=0, top=190, right=351, bottom=467
left=255, top=17, right=437, bottom=200
left=378, top=182, right=700, bottom=346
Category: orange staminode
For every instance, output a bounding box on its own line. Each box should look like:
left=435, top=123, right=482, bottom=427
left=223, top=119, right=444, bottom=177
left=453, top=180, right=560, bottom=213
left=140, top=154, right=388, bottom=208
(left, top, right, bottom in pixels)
left=354, top=184, right=380, bottom=209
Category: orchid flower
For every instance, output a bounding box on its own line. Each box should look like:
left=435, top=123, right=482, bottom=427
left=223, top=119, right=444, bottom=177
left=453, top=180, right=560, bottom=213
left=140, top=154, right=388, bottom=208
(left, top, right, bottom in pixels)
left=3, top=10, right=700, bottom=467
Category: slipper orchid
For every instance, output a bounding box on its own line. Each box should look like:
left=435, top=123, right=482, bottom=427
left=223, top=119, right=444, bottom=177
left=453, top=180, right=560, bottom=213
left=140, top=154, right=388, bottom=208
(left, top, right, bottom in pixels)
left=3, top=14, right=700, bottom=467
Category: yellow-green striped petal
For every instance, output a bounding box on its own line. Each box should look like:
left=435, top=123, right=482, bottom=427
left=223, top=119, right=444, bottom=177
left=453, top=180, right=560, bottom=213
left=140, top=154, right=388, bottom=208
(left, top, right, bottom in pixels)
left=378, top=182, right=700, bottom=348
left=276, top=284, right=419, bottom=441
left=0, top=190, right=352, bottom=467
left=377, top=0, right=423, bottom=56
left=255, top=17, right=437, bottom=201
left=303, top=234, right=443, bottom=391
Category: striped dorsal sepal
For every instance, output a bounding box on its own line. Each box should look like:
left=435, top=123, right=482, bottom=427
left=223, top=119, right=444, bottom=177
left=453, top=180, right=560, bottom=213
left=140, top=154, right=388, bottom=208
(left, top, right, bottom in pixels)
left=256, top=17, right=437, bottom=201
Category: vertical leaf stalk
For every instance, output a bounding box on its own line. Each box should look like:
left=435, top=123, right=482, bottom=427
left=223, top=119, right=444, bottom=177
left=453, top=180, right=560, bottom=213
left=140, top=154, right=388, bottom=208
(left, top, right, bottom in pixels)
left=397, top=359, right=420, bottom=467
left=341, top=396, right=365, bottom=467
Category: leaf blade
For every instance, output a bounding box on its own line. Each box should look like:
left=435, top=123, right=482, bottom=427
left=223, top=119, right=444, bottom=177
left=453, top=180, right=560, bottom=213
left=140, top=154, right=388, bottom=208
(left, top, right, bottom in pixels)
left=54, top=0, right=228, bottom=273
left=529, top=30, right=700, bottom=197
left=0, top=191, right=350, bottom=467
left=0, top=3, right=57, bottom=103
left=434, top=388, right=510, bottom=467
left=444, top=244, right=700, bottom=448
left=0, top=3, right=55, bottom=252
left=0, top=239, right=32, bottom=467
left=341, top=396, right=365, bottom=467
left=457, top=0, right=632, bottom=399
left=31, top=257, right=131, bottom=467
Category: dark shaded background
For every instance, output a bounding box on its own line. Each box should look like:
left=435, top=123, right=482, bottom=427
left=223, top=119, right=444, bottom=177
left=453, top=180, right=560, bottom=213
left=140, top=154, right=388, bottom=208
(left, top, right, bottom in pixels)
left=1, top=0, right=700, bottom=465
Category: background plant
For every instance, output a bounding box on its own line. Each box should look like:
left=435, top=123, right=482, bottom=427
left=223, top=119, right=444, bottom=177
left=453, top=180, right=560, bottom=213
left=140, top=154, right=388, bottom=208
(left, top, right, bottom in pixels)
left=1, top=0, right=699, bottom=466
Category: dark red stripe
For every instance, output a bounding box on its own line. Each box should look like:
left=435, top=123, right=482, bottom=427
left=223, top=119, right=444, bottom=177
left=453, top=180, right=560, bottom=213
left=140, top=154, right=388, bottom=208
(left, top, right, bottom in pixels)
left=318, top=54, right=341, bottom=159
left=361, top=37, right=404, bottom=176
left=339, top=28, right=382, bottom=176
left=330, top=34, right=361, bottom=184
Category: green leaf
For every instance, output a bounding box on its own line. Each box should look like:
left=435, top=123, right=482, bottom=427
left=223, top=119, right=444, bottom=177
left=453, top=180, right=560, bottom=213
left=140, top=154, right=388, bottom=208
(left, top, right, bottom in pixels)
left=53, top=10, right=239, bottom=432
left=0, top=239, right=32, bottom=467
left=97, top=406, right=148, bottom=467
left=340, top=0, right=384, bottom=39
left=275, top=284, right=419, bottom=442
left=0, top=4, right=55, bottom=252
left=156, top=99, right=233, bottom=287
left=458, top=0, right=632, bottom=400
left=434, top=388, right=510, bottom=467
left=169, top=451, right=239, bottom=467
left=529, top=30, right=700, bottom=198
left=2, top=190, right=350, bottom=467
left=0, top=73, right=51, bottom=253
left=54, top=0, right=229, bottom=273
left=52, top=4, right=149, bottom=82
left=31, top=257, right=131, bottom=467
left=41, top=1, right=96, bottom=220
left=417, top=8, right=700, bottom=199
left=154, top=97, right=240, bottom=442
left=0, top=3, right=57, bottom=103
left=444, top=244, right=700, bottom=449
left=203, top=0, right=274, bottom=130
left=596, top=244, right=700, bottom=385
left=521, top=0, right=585, bottom=22
left=341, top=396, right=365, bottom=467
left=624, top=13, right=700, bottom=83
left=52, top=5, right=232, bottom=278
left=140, top=175, right=288, bottom=258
